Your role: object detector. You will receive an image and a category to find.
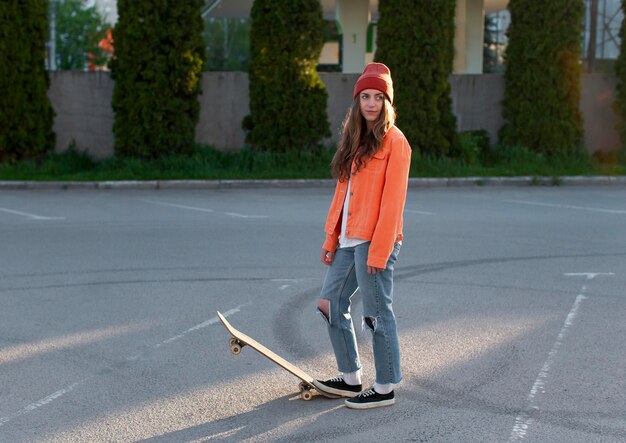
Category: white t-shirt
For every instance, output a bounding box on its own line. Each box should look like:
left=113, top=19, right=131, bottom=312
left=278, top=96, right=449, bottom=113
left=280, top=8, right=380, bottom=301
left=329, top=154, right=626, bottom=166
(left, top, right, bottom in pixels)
left=338, top=179, right=368, bottom=248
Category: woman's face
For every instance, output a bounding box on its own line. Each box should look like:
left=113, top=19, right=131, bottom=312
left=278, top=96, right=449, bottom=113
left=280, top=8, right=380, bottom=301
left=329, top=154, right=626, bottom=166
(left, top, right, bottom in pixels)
left=359, top=88, right=385, bottom=128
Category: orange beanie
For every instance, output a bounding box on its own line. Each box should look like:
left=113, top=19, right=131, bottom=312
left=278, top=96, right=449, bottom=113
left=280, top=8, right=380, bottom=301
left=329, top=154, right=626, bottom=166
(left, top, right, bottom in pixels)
left=353, top=62, right=394, bottom=103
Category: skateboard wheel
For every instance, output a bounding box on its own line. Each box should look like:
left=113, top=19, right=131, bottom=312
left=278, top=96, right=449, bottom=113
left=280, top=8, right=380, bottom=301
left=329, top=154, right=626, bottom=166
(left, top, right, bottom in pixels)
left=229, top=338, right=237, bottom=347
left=301, top=390, right=313, bottom=401
left=298, top=382, right=308, bottom=392
left=230, top=344, right=241, bottom=355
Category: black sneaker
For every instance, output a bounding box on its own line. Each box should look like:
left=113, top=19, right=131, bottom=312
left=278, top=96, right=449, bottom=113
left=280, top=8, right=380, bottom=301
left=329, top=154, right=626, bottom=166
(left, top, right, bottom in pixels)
left=345, top=388, right=395, bottom=409
left=312, top=376, right=362, bottom=398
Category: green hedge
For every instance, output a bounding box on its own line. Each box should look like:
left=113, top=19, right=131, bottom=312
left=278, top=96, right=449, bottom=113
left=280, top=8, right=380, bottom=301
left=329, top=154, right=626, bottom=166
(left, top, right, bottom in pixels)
left=111, top=0, right=205, bottom=159
left=375, top=0, right=458, bottom=157
left=615, top=0, right=626, bottom=161
left=0, top=0, right=55, bottom=163
left=500, top=0, right=584, bottom=154
left=2, top=143, right=611, bottom=181
left=244, top=0, right=330, bottom=152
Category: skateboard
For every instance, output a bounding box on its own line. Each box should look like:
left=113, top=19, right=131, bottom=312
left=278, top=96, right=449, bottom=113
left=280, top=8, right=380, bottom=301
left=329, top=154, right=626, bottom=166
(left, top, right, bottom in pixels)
left=216, top=311, right=340, bottom=401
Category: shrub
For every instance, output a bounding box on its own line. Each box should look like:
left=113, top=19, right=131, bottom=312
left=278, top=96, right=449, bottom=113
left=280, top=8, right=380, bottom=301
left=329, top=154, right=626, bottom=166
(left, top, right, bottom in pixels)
left=0, top=0, right=55, bottom=163
left=455, top=130, right=491, bottom=165
left=111, top=0, right=205, bottom=159
left=245, top=0, right=330, bottom=152
left=375, top=0, right=458, bottom=156
left=614, top=0, right=626, bottom=163
left=500, top=0, right=585, bottom=154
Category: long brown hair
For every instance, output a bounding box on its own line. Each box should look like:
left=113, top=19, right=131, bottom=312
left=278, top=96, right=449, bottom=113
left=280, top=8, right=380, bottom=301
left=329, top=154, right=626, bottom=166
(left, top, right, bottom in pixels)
left=331, top=97, right=396, bottom=181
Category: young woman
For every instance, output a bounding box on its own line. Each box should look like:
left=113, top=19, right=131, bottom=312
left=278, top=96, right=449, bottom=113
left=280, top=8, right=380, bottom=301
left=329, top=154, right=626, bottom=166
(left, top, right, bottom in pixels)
left=313, top=63, right=411, bottom=409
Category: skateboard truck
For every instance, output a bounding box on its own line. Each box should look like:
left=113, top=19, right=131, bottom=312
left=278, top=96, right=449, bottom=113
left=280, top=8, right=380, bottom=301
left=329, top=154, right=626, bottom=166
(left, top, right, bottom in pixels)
left=228, top=337, right=246, bottom=355
left=298, top=381, right=314, bottom=401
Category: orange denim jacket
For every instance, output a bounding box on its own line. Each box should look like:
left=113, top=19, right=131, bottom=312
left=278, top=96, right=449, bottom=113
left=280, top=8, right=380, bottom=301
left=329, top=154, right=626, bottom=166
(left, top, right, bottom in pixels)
left=323, top=126, right=412, bottom=268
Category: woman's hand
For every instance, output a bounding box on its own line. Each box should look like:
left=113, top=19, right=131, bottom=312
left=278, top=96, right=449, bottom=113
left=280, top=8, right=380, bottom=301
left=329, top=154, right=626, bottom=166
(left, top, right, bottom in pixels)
left=367, top=266, right=383, bottom=275
left=321, top=249, right=334, bottom=266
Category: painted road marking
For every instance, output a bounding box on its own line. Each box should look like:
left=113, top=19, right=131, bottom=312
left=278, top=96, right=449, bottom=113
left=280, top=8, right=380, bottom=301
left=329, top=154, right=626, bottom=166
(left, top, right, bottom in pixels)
left=405, top=209, right=435, bottom=215
left=154, top=303, right=249, bottom=348
left=144, top=200, right=268, bottom=219
left=502, top=199, right=626, bottom=215
left=564, top=272, right=615, bottom=280
left=0, top=380, right=86, bottom=427
left=0, top=207, right=65, bottom=220
left=508, top=290, right=588, bottom=441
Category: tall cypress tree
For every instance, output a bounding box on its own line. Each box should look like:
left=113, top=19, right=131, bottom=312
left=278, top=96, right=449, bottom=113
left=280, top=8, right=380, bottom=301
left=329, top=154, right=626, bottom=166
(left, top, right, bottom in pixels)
left=375, top=0, right=457, bottom=157
left=614, top=0, right=626, bottom=161
left=0, top=0, right=55, bottom=163
left=245, top=0, right=330, bottom=152
left=111, top=0, right=205, bottom=158
left=500, top=0, right=584, bottom=154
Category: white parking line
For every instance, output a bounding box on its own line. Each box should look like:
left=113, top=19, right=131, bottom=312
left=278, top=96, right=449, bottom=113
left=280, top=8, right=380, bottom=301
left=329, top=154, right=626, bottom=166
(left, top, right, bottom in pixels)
left=564, top=272, right=615, bottom=280
left=509, top=291, right=587, bottom=441
left=0, top=207, right=65, bottom=220
left=502, top=199, right=626, bottom=214
left=405, top=209, right=435, bottom=215
left=154, top=303, right=249, bottom=348
left=144, top=200, right=268, bottom=219
left=0, top=380, right=86, bottom=427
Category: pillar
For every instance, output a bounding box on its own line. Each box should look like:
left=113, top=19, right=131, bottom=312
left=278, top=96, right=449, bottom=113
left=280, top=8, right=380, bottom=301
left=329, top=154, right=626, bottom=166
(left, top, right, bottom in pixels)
left=336, top=0, right=370, bottom=73
left=454, top=0, right=485, bottom=73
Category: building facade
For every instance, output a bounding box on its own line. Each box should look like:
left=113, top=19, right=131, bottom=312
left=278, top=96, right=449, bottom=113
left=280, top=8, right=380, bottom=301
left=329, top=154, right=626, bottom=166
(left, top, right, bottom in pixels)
left=202, top=0, right=508, bottom=73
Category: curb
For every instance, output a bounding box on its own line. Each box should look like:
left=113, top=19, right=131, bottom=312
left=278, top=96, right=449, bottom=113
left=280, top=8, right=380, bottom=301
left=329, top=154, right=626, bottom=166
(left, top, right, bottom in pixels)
left=0, top=176, right=625, bottom=190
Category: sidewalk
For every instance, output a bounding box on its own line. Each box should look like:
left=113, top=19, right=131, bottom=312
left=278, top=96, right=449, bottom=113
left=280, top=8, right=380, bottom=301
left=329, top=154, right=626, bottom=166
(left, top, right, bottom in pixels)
left=1, top=176, right=626, bottom=190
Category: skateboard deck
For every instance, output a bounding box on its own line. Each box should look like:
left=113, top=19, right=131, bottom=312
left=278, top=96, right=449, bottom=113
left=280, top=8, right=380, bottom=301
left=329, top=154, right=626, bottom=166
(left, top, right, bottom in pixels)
left=216, top=311, right=340, bottom=400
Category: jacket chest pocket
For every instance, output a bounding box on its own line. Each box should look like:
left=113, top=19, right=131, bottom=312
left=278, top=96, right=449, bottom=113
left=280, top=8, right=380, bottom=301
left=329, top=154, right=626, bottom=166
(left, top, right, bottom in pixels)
left=363, top=150, right=387, bottom=174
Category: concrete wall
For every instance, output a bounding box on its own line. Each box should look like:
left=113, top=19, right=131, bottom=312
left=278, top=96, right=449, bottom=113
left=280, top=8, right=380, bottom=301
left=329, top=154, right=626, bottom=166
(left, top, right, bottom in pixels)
left=451, top=73, right=505, bottom=145
left=48, top=71, right=115, bottom=159
left=451, top=73, right=620, bottom=152
left=580, top=74, right=620, bottom=154
left=47, top=71, right=621, bottom=158
left=196, top=72, right=250, bottom=152
left=319, top=72, right=360, bottom=138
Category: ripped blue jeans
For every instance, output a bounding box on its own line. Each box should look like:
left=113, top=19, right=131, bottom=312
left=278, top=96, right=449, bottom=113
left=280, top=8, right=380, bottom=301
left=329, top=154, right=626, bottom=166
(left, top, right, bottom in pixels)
left=318, top=241, right=402, bottom=385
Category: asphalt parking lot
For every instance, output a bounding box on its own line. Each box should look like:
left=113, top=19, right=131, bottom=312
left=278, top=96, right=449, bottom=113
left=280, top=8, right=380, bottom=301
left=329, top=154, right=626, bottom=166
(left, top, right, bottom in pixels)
left=1, top=186, right=625, bottom=442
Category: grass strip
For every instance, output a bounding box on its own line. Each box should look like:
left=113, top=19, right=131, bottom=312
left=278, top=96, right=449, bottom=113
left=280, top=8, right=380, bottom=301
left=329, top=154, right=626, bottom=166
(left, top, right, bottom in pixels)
left=0, top=144, right=623, bottom=181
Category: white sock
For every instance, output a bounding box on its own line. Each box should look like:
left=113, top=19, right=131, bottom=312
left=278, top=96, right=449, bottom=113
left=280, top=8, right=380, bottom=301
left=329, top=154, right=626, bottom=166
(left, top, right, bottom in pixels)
left=342, top=370, right=362, bottom=386
left=373, top=382, right=393, bottom=395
